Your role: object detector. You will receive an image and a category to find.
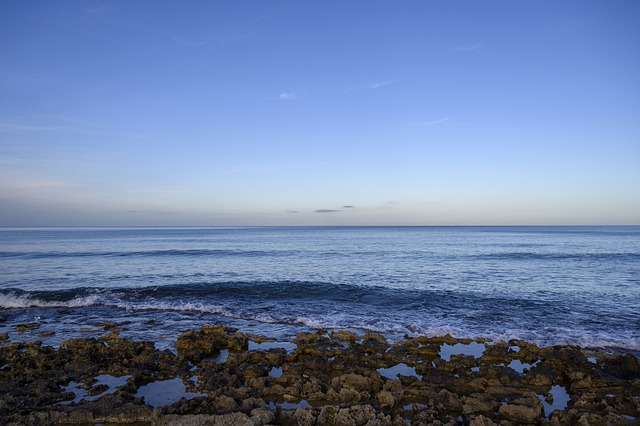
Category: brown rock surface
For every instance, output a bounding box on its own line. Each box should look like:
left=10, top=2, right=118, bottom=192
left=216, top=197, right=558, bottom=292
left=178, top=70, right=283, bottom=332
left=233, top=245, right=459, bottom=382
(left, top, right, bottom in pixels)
left=0, top=325, right=638, bottom=425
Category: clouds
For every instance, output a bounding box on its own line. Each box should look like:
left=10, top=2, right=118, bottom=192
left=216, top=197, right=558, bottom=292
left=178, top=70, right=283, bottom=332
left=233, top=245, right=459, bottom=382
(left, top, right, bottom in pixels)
left=347, top=80, right=398, bottom=92
left=278, top=92, right=296, bottom=101
left=314, top=205, right=356, bottom=213
left=455, top=43, right=482, bottom=52
left=417, top=117, right=451, bottom=127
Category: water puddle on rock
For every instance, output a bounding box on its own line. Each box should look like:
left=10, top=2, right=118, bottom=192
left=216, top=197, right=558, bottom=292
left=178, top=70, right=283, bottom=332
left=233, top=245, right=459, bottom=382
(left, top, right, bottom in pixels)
left=377, top=363, right=422, bottom=381
left=269, top=399, right=311, bottom=410
left=537, top=385, right=570, bottom=418
left=268, top=367, right=283, bottom=378
left=249, top=340, right=297, bottom=353
left=439, top=342, right=485, bottom=361
left=508, top=359, right=540, bottom=373
left=61, top=374, right=131, bottom=404
left=136, top=377, right=206, bottom=408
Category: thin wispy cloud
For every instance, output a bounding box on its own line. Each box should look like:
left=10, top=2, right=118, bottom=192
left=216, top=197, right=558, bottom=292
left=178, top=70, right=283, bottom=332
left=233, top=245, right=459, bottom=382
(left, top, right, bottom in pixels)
left=278, top=92, right=297, bottom=101
left=417, top=117, right=451, bottom=127
left=0, top=122, right=62, bottom=134
left=455, top=43, right=483, bottom=52
left=0, top=113, right=103, bottom=135
left=0, top=177, right=77, bottom=192
left=347, top=80, right=398, bottom=92
left=365, top=80, right=395, bottom=89
left=315, top=209, right=340, bottom=213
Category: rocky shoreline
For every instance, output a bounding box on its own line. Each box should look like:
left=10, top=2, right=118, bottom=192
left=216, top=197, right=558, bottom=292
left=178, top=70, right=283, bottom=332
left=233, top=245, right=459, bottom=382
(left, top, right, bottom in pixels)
left=0, top=323, right=638, bottom=425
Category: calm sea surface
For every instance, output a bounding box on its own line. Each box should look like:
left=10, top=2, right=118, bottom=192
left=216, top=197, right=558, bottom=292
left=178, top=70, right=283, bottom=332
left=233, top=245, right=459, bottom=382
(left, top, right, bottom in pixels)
left=1, top=226, right=639, bottom=351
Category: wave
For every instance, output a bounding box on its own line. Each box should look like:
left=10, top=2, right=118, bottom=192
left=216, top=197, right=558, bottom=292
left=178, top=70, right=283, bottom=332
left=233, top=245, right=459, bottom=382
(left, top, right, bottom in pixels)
left=0, top=248, right=295, bottom=260
left=2, top=283, right=639, bottom=351
left=472, top=252, right=640, bottom=262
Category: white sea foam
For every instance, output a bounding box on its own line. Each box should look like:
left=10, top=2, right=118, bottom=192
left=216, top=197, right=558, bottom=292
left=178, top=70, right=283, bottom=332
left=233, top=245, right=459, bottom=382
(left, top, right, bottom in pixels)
left=105, top=300, right=231, bottom=316
left=0, top=292, right=101, bottom=309
left=3, top=291, right=639, bottom=352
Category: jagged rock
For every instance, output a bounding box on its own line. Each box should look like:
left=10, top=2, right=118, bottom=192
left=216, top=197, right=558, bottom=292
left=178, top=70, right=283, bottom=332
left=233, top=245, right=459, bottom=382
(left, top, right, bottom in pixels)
left=330, top=330, right=358, bottom=342
left=211, top=395, right=238, bottom=413
left=377, top=390, right=396, bottom=408
left=294, top=408, right=317, bottom=426
left=1, top=325, right=639, bottom=425
left=249, top=407, right=275, bottom=424
left=498, top=402, right=543, bottom=424
left=469, top=414, right=497, bottom=426
left=438, top=389, right=463, bottom=412
left=156, top=413, right=254, bottom=425
left=14, top=323, right=40, bottom=332
left=462, top=395, right=499, bottom=417
left=602, top=354, right=640, bottom=380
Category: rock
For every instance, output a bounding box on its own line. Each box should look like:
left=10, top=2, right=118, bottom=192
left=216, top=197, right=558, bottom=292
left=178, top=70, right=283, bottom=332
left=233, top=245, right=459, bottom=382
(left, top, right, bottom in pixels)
left=1, top=325, right=639, bottom=425
left=317, top=405, right=338, bottom=425
left=294, top=408, right=316, bottom=426
left=156, top=413, right=254, bottom=426
left=438, top=389, right=463, bottom=412
left=377, top=390, right=396, bottom=408
left=602, top=354, right=640, bottom=380
left=249, top=407, right=275, bottom=425
left=469, top=414, right=497, bottom=426
left=212, top=395, right=238, bottom=413
left=14, top=323, right=40, bottom=332
left=330, top=330, right=357, bottom=342
left=462, top=395, right=498, bottom=417
left=498, top=403, right=543, bottom=424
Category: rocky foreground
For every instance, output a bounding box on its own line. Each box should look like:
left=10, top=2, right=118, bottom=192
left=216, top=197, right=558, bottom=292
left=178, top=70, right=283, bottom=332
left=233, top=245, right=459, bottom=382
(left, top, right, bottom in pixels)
left=0, top=324, right=639, bottom=425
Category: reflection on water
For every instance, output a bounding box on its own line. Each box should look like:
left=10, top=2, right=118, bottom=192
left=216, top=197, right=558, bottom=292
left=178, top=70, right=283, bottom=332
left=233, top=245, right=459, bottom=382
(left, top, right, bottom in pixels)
left=439, top=342, right=485, bottom=361
left=377, top=363, right=422, bottom=381
left=269, top=399, right=311, bottom=410
left=61, top=374, right=131, bottom=404
left=537, top=385, right=570, bottom=418
left=508, top=359, right=539, bottom=373
left=268, top=366, right=283, bottom=378
left=249, top=340, right=297, bottom=353
left=136, top=377, right=206, bottom=408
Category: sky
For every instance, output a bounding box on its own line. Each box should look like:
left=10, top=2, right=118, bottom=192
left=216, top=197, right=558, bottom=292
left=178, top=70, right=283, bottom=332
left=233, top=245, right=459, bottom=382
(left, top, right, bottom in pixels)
left=1, top=1, right=639, bottom=226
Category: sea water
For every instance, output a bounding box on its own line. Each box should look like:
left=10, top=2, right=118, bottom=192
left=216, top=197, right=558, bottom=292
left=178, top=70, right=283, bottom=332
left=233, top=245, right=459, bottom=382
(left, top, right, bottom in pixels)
left=1, top=226, right=638, bottom=351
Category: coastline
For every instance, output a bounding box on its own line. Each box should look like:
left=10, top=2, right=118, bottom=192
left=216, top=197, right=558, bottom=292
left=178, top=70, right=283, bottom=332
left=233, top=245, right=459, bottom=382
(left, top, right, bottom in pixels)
left=1, top=323, right=638, bottom=425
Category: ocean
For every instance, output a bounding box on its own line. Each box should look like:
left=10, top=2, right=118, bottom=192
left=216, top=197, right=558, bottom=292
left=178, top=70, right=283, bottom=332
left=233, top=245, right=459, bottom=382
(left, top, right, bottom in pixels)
left=1, top=226, right=639, bottom=352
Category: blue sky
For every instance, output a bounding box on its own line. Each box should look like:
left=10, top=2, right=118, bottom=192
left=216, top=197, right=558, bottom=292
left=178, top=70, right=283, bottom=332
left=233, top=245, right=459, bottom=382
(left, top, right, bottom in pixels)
left=1, top=1, right=638, bottom=226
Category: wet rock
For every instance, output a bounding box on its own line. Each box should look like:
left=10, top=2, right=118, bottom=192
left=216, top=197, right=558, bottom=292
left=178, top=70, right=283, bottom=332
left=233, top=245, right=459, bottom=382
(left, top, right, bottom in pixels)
left=469, top=414, right=497, bottom=426
left=377, top=390, right=396, bottom=408
left=602, top=353, right=640, bottom=380
left=498, top=396, right=544, bottom=424
left=14, top=323, right=40, bottom=332
left=438, top=389, right=463, bottom=412
left=330, top=330, right=358, bottom=342
left=462, top=394, right=500, bottom=417
left=156, top=413, right=254, bottom=425
left=1, top=325, right=639, bottom=425
left=294, top=408, right=317, bottom=426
